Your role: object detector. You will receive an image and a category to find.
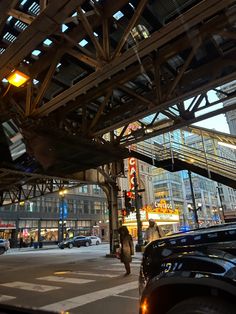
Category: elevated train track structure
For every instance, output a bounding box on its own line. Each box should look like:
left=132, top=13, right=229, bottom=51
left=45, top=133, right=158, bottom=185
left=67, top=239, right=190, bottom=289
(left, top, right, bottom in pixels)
left=0, top=0, right=235, bottom=203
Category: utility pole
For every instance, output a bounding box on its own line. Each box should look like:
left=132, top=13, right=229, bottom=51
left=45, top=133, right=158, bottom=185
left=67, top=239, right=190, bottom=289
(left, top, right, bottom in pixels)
left=216, top=185, right=225, bottom=223
left=188, top=170, right=199, bottom=228
left=133, top=171, right=143, bottom=252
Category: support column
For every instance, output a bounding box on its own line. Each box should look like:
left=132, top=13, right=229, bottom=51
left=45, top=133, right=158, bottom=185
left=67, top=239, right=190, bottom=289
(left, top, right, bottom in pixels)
left=107, top=183, right=119, bottom=255
left=188, top=170, right=199, bottom=228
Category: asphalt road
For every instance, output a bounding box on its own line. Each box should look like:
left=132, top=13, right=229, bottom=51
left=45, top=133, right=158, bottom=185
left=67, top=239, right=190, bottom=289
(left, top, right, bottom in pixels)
left=0, top=244, right=142, bottom=314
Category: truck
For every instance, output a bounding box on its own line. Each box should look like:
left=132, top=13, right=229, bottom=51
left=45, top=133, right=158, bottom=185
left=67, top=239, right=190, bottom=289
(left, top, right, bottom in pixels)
left=139, top=223, right=236, bottom=314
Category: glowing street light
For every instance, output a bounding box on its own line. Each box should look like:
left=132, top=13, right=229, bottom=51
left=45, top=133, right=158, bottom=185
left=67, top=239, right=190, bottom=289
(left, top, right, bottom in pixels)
left=6, top=70, right=30, bottom=87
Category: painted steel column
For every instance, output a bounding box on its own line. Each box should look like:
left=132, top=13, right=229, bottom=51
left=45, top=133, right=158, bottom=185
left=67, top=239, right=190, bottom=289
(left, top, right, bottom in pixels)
left=107, top=183, right=119, bottom=254
left=188, top=170, right=199, bottom=228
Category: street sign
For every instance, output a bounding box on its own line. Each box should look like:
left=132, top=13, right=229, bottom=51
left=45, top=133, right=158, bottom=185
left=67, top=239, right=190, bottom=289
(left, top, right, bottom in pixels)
left=59, top=200, right=68, bottom=219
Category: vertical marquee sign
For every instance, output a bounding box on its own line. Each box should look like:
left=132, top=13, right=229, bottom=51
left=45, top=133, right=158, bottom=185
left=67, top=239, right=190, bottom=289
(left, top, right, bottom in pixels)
left=128, top=157, right=138, bottom=198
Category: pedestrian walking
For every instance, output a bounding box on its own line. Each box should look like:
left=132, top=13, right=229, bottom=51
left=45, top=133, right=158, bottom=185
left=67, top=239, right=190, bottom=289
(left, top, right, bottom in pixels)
left=144, top=219, right=165, bottom=244
left=118, top=226, right=134, bottom=275
left=30, top=236, right=34, bottom=247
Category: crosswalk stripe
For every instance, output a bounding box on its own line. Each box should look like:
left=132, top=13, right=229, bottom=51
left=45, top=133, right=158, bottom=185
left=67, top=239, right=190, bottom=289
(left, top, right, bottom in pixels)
left=100, top=268, right=123, bottom=272
left=132, top=260, right=141, bottom=264
left=37, top=276, right=94, bottom=284
left=71, top=271, right=119, bottom=278
left=40, top=281, right=138, bottom=312
left=1, top=281, right=61, bottom=292
left=112, top=263, right=140, bottom=267
left=0, top=295, right=16, bottom=302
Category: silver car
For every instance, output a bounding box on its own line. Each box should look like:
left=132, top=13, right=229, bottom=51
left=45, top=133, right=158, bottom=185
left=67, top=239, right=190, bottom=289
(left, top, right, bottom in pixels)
left=0, top=239, right=10, bottom=255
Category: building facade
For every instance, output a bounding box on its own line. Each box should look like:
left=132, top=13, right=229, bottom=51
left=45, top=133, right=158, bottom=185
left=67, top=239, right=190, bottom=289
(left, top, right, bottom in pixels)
left=0, top=184, right=109, bottom=247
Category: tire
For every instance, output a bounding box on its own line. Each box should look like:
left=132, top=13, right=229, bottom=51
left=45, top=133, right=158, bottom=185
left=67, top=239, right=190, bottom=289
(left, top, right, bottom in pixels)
left=167, top=297, right=234, bottom=314
left=59, top=246, right=64, bottom=250
left=68, top=243, right=73, bottom=249
left=0, top=247, right=5, bottom=255
left=96, top=241, right=99, bottom=245
left=85, top=241, right=89, bottom=247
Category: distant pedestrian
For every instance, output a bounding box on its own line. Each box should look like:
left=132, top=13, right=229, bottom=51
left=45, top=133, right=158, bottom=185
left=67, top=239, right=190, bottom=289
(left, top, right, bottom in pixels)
left=144, top=219, right=165, bottom=244
left=30, top=237, right=34, bottom=247
left=118, top=226, right=134, bottom=275
left=19, top=237, right=23, bottom=248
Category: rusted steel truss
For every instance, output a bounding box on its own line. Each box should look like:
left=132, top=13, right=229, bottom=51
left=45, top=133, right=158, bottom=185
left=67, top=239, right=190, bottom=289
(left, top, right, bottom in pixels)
left=0, top=0, right=235, bottom=184
left=0, top=168, right=79, bottom=206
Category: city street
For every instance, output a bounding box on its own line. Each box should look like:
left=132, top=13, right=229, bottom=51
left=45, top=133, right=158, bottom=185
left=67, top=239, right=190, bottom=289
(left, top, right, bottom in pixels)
left=0, top=244, right=141, bottom=314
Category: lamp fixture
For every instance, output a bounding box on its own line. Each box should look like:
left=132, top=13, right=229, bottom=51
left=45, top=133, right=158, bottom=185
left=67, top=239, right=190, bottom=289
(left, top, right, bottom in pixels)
left=6, top=70, right=30, bottom=87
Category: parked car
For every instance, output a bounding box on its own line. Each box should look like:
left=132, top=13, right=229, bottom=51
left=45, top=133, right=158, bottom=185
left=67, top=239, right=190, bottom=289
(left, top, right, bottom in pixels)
left=0, top=239, right=10, bottom=254
left=88, top=236, right=102, bottom=245
left=139, top=223, right=236, bottom=314
left=58, top=235, right=91, bottom=249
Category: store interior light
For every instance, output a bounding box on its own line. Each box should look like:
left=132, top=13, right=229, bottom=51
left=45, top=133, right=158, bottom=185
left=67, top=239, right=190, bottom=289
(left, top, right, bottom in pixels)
left=6, top=70, right=30, bottom=87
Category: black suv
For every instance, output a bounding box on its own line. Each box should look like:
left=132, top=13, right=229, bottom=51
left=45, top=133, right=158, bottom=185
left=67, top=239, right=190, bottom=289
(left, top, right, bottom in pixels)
left=139, top=223, right=236, bottom=314
left=58, top=236, right=91, bottom=249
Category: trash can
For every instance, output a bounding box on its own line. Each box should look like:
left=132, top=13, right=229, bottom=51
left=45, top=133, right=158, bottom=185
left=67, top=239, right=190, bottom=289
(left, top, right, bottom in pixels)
left=39, top=242, right=43, bottom=248
left=33, top=242, right=38, bottom=249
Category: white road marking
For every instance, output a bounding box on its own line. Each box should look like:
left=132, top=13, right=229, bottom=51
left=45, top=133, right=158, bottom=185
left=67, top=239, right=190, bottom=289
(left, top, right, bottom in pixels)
left=113, top=294, right=139, bottom=300
left=1, top=281, right=61, bottom=292
left=37, top=276, right=94, bottom=284
left=71, top=271, right=119, bottom=278
left=41, top=281, right=138, bottom=312
left=112, top=263, right=140, bottom=267
left=0, top=295, right=16, bottom=302
left=100, top=268, right=123, bottom=272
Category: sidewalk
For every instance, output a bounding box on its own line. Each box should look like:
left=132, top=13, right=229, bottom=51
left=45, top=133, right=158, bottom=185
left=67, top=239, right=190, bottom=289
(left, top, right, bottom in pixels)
left=6, top=244, right=58, bottom=254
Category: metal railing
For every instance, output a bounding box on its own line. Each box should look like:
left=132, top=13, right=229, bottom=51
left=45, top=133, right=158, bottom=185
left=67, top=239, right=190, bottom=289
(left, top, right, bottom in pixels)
left=132, top=140, right=236, bottom=181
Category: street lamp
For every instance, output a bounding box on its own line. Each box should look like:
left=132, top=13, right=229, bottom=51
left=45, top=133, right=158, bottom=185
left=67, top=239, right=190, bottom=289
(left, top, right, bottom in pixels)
left=6, top=69, right=30, bottom=87
left=59, top=189, right=67, bottom=242
left=187, top=170, right=199, bottom=228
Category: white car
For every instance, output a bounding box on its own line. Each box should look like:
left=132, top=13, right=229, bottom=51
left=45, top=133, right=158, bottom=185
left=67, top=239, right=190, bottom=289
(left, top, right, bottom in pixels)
left=89, top=236, right=102, bottom=245
left=0, top=239, right=10, bottom=254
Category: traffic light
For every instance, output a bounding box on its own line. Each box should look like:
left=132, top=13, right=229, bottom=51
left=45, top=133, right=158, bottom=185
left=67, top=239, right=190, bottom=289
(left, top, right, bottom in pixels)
left=122, top=209, right=127, bottom=217
left=124, top=190, right=132, bottom=215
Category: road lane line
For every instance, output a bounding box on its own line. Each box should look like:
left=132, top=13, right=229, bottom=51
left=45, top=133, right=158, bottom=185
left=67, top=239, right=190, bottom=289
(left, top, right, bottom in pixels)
left=37, top=276, right=94, bottom=284
left=40, top=281, right=138, bottom=312
left=1, top=281, right=61, bottom=292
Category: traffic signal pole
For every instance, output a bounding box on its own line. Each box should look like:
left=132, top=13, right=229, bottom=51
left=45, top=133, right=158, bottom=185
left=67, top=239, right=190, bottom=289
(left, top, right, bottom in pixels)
left=133, top=171, right=143, bottom=252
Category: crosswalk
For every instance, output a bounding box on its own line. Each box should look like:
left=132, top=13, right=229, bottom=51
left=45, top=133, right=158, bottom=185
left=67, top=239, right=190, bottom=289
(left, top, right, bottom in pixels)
left=0, top=259, right=141, bottom=312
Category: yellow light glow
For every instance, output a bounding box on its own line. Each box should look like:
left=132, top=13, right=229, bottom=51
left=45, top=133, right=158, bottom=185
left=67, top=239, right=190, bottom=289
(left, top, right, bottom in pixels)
left=189, top=158, right=195, bottom=163
left=141, top=299, right=149, bottom=314
left=59, top=189, right=67, bottom=196
left=6, top=70, right=29, bottom=87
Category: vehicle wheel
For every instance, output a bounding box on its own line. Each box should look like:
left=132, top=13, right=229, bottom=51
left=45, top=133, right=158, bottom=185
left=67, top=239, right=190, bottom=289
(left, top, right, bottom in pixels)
left=85, top=241, right=89, bottom=247
left=0, top=247, right=5, bottom=255
left=96, top=241, right=99, bottom=245
left=59, top=246, right=64, bottom=250
left=68, top=243, right=73, bottom=249
left=167, top=297, right=234, bottom=314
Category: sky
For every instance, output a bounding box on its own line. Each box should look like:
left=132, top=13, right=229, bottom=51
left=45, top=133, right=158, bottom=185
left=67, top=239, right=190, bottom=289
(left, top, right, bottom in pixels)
left=190, top=90, right=230, bottom=134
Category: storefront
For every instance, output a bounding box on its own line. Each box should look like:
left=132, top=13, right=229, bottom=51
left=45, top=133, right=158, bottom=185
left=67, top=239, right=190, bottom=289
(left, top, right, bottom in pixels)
left=122, top=200, right=180, bottom=239
left=0, top=221, right=16, bottom=242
